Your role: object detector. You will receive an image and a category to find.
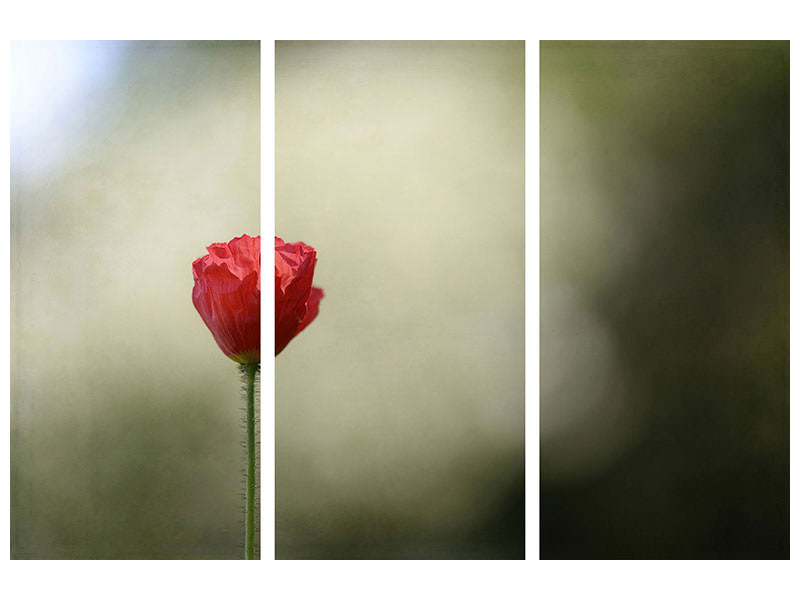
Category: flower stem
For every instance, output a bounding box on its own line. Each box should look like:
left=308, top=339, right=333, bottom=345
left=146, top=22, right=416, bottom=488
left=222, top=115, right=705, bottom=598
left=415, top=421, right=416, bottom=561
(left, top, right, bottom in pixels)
left=242, top=363, right=258, bottom=560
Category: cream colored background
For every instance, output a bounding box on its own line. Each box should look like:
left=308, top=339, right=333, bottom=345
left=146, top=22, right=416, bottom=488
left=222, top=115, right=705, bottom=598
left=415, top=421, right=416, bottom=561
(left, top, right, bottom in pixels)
left=11, top=41, right=259, bottom=558
left=276, top=41, right=524, bottom=558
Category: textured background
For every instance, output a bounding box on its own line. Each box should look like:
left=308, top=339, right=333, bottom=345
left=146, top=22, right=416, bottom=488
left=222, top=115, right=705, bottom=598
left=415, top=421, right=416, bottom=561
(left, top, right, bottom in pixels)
left=276, top=41, right=525, bottom=558
left=11, top=41, right=260, bottom=559
left=540, top=41, right=789, bottom=559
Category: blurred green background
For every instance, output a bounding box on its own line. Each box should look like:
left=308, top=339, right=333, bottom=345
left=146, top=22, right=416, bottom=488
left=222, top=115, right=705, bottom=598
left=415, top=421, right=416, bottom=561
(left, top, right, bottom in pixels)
left=11, top=41, right=260, bottom=559
left=540, top=41, right=788, bottom=558
left=276, top=41, right=525, bottom=559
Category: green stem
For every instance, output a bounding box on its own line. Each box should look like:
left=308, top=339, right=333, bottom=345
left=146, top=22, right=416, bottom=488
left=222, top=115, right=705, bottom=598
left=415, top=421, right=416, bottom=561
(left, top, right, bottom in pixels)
left=242, top=363, right=258, bottom=560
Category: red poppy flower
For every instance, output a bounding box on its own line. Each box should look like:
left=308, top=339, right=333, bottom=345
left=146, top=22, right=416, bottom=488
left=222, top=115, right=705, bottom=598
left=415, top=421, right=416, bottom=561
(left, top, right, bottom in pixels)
left=192, top=234, right=260, bottom=364
left=275, top=236, right=324, bottom=355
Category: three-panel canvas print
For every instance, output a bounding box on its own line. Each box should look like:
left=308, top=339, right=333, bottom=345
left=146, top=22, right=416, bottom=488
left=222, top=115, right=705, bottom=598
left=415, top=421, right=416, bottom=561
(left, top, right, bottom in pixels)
left=9, top=40, right=789, bottom=560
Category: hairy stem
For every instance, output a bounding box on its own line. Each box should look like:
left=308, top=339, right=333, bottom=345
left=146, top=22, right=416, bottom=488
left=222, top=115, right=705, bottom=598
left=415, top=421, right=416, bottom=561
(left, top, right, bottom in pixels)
left=242, top=363, right=258, bottom=560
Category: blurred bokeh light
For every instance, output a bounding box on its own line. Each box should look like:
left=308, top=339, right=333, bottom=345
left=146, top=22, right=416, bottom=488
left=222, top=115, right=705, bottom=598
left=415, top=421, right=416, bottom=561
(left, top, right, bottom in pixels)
left=11, top=41, right=260, bottom=559
left=540, top=41, right=788, bottom=559
left=276, top=41, right=525, bottom=559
